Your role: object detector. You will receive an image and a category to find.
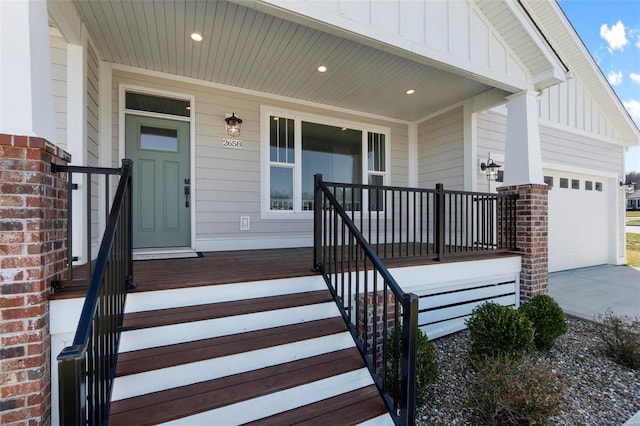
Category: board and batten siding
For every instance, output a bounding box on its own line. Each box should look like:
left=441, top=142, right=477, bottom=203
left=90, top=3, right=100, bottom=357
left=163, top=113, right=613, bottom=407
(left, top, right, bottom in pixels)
left=417, top=107, right=464, bottom=190
left=50, top=32, right=67, bottom=150
left=112, top=70, right=409, bottom=250
left=538, top=75, right=616, bottom=140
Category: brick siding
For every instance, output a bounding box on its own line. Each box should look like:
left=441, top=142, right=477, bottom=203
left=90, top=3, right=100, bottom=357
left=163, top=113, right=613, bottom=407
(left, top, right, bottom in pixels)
left=1, top=134, right=70, bottom=426
left=498, top=184, right=549, bottom=301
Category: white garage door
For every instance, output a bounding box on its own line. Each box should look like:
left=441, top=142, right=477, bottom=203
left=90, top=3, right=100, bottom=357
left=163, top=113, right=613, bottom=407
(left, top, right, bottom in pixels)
left=547, top=172, right=610, bottom=272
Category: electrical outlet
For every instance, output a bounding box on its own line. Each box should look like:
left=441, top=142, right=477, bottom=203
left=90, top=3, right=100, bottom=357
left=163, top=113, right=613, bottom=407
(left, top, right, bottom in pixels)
left=240, top=216, right=250, bottom=231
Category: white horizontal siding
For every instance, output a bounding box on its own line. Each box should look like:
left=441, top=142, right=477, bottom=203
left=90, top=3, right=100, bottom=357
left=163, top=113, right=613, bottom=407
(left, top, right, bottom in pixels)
left=112, top=70, right=409, bottom=249
left=50, top=33, right=67, bottom=150
left=477, top=110, right=622, bottom=176
left=417, top=107, right=464, bottom=190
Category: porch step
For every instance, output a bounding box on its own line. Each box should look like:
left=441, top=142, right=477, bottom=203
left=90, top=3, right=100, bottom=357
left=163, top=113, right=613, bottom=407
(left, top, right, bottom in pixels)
left=109, top=348, right=383, bottom=425
left=115, top=317, right=347, bottom=378
left=109, top=278, right=393, bottom=425
left=122, top=290, right=332, bottom=330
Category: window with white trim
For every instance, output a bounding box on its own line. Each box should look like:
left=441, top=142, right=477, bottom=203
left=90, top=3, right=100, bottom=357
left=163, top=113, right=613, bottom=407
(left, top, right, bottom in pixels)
left=263, top=109, right=389, bottom=216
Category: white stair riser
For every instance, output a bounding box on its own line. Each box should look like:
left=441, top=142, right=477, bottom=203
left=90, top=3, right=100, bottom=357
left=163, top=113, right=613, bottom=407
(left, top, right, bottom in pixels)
left=125, top=276, right=326, bottom=313
left=119, top=302, right=341, bottom=352
left=159, top=369, right=376, bottom=426
left=111, top=332, right=355, bottom=401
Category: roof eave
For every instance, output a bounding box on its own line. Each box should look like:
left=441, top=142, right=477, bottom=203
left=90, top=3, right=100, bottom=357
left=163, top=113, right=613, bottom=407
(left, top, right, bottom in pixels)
left=520, top=0, right=640, bottom=146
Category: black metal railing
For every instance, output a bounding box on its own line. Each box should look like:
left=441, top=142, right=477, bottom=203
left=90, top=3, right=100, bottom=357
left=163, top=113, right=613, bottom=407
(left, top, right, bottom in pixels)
left=57, top=159, right=133, bottom=426
left=51, top=163, right=125, bottom=286
left=313, top=179, right=518, bottom=264
left=314, top=174, right=419, bottom=425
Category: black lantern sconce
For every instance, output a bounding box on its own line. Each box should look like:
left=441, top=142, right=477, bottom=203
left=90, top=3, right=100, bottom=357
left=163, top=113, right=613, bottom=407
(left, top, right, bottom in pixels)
left=620, top=180, right=636, bottom=194
left=480, top=157, right=502, bottom=181
left=225, top=113, right=243, bottom=137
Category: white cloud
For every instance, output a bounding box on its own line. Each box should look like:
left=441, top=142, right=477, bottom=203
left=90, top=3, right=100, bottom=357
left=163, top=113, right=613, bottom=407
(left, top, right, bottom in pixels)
left=631, top=73, right=640, bottom=84
left=600, top=20, right=628, bottom=51
left=623, top=99, right=640, bottom=123
left=608, top=70, right=623, bottom=85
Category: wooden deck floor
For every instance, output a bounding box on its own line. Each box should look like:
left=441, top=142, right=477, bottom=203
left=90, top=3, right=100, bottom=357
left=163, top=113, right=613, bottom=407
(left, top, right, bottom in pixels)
left=50, top=246, right=518, bottom=300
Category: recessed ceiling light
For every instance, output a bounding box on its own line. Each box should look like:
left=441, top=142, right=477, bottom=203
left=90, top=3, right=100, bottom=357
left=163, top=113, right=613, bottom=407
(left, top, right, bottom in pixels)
left=341, top=127, right=347, bottom=131
left=406, top=89, right=416, bottom=95
left=317, top=65, right=328, bottom=73
left=190, top=32, right=203, bottom=42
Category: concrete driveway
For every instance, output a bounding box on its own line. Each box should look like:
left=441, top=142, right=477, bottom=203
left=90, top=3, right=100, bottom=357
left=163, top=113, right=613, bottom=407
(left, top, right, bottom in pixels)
left=548, top=265, right=640, bottom=320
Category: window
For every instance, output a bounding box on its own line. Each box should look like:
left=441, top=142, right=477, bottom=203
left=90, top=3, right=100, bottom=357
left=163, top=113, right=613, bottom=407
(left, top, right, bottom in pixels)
left=139, top=126, right=178, bottom=152
left=263, top=108, right=389, bottom=216
left=301, top=121, right=362, bottom=210
left=126, top=92, right=190, bottom=117
left=269, top=116, right=295, bottom=211
left=585, top=181, right=593, bottom=191
left=544, top=176, right=553, bottom=188
left=596, top=182, right=603, bottom=192
left=560, top=178, right=569, bottom=188
left=572, top=179, right=580, bottom=190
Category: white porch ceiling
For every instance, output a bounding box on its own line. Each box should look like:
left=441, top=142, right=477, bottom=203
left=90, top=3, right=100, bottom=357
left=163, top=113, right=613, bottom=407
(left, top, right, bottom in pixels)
left=72, top=0, right=496, bottom=121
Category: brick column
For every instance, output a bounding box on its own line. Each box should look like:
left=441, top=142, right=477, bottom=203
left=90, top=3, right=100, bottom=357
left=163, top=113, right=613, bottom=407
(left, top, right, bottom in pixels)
left=1, top=134, right=70, bottom=425
left=498, top=184, right=548, bottom=301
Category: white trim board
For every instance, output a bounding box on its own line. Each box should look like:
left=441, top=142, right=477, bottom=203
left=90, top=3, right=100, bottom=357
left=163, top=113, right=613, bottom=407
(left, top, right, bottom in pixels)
left=118, top=83, right=197, bottom=251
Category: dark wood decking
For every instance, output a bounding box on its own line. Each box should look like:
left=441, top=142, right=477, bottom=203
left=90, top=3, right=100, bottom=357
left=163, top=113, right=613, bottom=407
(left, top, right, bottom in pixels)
left=51, top=246, right=518, bottom=300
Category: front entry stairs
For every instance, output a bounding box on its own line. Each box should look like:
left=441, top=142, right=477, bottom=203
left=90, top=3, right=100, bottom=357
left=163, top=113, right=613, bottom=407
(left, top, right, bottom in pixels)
left=107, top=275, right=393, bottom=425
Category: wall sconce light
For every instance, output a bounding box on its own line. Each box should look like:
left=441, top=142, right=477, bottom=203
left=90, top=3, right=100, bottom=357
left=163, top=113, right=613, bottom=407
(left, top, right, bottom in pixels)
left=225, top=113, right=243, bottom=137
left=620, top=180, right=636, bottom=194
left=480, top=157, right=501, bottom=181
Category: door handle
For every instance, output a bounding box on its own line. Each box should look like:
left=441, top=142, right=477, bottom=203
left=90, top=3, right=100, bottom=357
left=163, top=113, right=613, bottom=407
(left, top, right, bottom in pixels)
left=184, top=178, right=190, bottom=208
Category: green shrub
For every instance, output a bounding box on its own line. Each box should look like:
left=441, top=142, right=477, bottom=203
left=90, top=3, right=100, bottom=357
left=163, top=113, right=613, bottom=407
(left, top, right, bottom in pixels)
left=595, top=309, right=640, bottom=370
left=466, top=302, right=535, bottom=358
left=519, top=295, right=568, bottom=350
left=468, top=354, right=564, bottom=425
left=386, top=327, right=438, bottom=404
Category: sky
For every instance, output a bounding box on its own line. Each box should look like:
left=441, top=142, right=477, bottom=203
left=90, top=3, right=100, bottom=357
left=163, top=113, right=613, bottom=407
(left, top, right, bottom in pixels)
left=557, top=0, right=640, bottom=173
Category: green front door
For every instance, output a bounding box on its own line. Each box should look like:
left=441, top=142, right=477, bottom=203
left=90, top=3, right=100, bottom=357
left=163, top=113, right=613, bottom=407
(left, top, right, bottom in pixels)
left=125, top=115, right=191, bottom=248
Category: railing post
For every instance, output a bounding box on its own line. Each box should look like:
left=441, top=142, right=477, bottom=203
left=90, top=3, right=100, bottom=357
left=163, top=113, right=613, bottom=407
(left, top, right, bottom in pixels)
left=400, top=293, right=418, bottom=426
left=66, top=171, right=74, bottom=280
left=86, top=172, right=93, bottom=279
left=58, top=347, right=86, bottom=426
left=434, top=183, right=445, bottom=261
left=313, top=174, right=323, bottom=272
left=122, top=159, right=136, bottom=289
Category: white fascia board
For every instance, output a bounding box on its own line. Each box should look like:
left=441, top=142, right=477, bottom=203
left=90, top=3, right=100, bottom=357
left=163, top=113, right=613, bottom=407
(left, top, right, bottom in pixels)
left=504, top=0, right=567, bottom=90
left=521, top=0, right=640, bottom=144
left=47, top=0, right=83, bottom=45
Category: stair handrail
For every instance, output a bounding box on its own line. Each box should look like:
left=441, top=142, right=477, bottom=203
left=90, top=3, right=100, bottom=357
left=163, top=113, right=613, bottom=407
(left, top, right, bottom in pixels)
left=314, top=174, right=418, bottom=425
left=57, top=159, right=134, bottom=426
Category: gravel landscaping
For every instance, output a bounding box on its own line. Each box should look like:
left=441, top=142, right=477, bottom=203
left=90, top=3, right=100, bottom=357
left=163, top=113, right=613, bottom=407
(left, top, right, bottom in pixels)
left=417, top=317, right=640, bottom=425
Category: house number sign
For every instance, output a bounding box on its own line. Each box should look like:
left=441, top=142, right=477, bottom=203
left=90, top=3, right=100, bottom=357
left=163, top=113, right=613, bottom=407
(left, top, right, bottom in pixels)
left=222, top=138, right=242, bottom=149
